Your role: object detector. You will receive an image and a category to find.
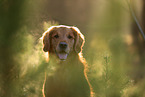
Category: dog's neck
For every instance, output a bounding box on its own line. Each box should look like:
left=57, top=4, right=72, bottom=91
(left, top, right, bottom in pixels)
left=47, top=51, right=84, bottom=71
left=46, top=51, right=84, bottom=78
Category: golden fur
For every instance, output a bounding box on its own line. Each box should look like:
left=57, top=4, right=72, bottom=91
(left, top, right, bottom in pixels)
left=42, top=25, right=93, bottom=97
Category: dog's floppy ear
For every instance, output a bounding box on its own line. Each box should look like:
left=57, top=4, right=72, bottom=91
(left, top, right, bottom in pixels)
left=42, top=27, right=54, bottom=52
left=71, top=27, right=85, bottom=53
left=43, top=32, right=50, bottom=52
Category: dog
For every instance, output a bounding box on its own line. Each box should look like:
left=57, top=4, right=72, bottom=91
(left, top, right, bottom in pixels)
left=42, top=25, right=93, bottom=97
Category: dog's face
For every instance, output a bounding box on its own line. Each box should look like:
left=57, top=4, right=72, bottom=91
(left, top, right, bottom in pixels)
left=42, top=25, right=84, bottom=60
left=50, top=27, right=75, bottom=60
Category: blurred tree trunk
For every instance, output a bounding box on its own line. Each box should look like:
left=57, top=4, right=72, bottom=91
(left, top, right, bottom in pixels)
left=142, top=0, right=145, bottom=33
left=0, top=0, right=24, bottom=97
left=131, top=0, right=145, bottom=81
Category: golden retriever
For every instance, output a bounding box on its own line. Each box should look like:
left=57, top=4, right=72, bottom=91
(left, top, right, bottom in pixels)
left=42, top=25, right=93, bottom=97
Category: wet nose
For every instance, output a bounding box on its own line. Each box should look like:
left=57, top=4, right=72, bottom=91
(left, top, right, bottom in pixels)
left=59, top=42, right=68, bottom=49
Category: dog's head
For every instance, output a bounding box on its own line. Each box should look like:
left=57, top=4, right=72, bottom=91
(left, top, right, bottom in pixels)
left=42, top=25, right=84, bottom=60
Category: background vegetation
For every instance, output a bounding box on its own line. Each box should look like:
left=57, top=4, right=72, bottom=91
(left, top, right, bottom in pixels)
left=0, top=0, right=145, bottom=97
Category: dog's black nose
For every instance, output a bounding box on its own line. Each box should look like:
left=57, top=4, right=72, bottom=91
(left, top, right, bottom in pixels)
left=59, top=42, right=67, bottom=49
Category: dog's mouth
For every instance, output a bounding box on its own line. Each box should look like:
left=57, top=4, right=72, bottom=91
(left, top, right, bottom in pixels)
left=55, top=51, right=69, bottom=60
left=57, top=53, right=68, bottom=60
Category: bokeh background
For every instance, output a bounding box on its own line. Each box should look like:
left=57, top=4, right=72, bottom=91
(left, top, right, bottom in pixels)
left=0, top=0, right=145, bottom=97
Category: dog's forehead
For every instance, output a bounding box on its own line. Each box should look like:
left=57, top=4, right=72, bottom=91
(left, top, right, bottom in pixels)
left=55, top=27, right=73, bottom=35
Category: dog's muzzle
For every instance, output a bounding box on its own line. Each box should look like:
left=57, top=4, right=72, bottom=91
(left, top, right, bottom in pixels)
left=56, top=42, right=69, bottom=60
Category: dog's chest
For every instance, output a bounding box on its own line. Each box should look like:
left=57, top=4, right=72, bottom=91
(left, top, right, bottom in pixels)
left=48, top=64, right=84, bottom=86
left=45, top=62, right=90, bottom=97
left=55, top=66, right=82, bottom=83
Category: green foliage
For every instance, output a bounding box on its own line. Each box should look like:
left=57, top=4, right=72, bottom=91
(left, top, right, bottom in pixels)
left=1, top=0, right=145, bottom=97
left=12, top=27, right=46, bottom=97
left=89, top=55, right=132, bottom=97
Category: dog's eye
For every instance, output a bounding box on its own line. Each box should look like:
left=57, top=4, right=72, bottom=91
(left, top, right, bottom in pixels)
left=68, top=35, right=73, bottom=39
left=54, top=34, right=59, bottom=38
